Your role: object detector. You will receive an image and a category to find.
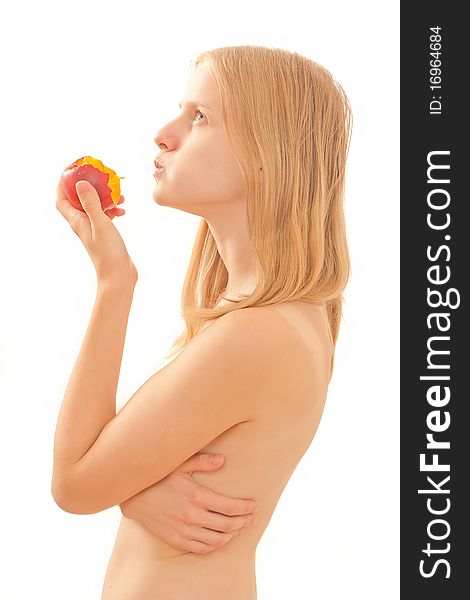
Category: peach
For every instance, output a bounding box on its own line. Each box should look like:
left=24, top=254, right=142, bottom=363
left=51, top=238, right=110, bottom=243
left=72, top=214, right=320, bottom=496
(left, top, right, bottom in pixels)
left=60, top=155, right=125, bottom=212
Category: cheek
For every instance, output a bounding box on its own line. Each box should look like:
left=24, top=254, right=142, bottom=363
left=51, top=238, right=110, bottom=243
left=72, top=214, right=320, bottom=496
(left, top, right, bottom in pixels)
left=206, top=151, right=244, bottom=191
left=175, top=158, right=228, bottom=195
left=160, top=142, right=244, bottom=200
left=199, top=167, right=243, bottom=200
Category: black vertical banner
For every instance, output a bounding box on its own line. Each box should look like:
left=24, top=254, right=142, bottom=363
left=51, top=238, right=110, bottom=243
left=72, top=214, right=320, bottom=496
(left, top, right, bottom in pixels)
left=401, top=3, right=469, bottom=598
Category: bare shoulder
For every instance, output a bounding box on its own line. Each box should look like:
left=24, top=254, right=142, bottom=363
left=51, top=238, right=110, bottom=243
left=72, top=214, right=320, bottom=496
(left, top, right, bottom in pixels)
left=220, top=303, right=320, bottom=345
left=175, top=304, right=326, bottom=419
left=181, top=304, right=311, bottom=378
left=221, top=302, right=332, bottom=384
left=165, top=306, right=301, bottom=387
left=196, top=304, right=305, bottom=354
left=217, top=305, right=325, bottom=409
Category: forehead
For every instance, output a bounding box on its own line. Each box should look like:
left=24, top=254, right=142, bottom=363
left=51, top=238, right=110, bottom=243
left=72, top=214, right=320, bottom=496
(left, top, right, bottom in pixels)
left=179, top=64, right=219, bottom=112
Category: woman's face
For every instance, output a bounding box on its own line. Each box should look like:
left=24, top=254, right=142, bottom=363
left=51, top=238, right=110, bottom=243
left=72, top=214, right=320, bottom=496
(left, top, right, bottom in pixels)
left=153, top=64, right=245, bottom=217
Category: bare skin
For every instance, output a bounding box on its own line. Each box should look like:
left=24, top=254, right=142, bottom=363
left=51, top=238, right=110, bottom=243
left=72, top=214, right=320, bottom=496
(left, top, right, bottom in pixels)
left=119, top=296, right=260, bottom=552
left=119, top=452, right=259, bottom=554
left=101, top=300, right=334, bottom=599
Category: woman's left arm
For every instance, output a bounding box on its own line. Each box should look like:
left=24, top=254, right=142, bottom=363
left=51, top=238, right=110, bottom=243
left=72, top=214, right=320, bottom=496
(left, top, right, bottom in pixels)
left=52, top=179, right=137, bottom=495
left=52, top=280, right=135, bottom=489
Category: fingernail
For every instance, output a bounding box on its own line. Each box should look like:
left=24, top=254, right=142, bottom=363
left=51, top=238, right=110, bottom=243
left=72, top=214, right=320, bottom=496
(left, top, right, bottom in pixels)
left=210, top=455, right=223, bottom=464
left=76, top=181, right=89, bottom=194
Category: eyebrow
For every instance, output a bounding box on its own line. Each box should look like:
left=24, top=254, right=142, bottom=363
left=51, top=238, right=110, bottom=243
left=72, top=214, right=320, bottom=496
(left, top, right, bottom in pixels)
left=178, top=100, right=212, bottom=111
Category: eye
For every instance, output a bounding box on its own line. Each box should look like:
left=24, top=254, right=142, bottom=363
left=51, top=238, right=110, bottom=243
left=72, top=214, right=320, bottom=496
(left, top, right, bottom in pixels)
left=193, top=110, right=206, bottom=123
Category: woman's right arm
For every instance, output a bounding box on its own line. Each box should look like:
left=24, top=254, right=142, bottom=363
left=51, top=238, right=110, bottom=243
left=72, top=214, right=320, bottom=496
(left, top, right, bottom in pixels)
left=119, top=452, right=258, bottom=554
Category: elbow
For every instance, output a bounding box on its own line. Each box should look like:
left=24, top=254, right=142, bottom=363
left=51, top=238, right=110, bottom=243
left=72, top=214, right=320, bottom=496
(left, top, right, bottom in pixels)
left=51, top=463, right=115, bottom=515
left=51, top=474, right=95, bottom=515
left=51, top=481, right=73, bottom=513
left=51, top=487, right=96, bottom=515
left=51, top=464, right=73, bottom=512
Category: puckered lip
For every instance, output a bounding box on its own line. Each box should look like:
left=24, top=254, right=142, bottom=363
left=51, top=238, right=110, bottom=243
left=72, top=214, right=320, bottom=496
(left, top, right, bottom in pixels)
left=154, top=158, right=165, bottom=169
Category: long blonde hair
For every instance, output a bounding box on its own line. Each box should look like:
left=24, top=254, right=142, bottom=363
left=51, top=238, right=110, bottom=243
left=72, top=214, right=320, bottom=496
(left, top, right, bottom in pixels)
left=163, top=45, right=353, bottom=367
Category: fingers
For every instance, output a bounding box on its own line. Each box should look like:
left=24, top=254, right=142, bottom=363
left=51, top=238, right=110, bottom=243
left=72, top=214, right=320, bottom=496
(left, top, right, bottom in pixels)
left=182, top=522, right=248, bottom=553
left=56, top=180, right=81, bottom=219
left=56, top=178, right=71, bottom=203
left=75, top=181, right=104, bottom=221
left=169, top=531, right=217, bottom=555
left=198, top=508, right=256, bottom=533
left=56, top=196, right=80, bottom=221
left=171, top=507, right=256, bottom=555
left=184, top=504, right=255, bottom=533
left=105, top=207, right=126, bottom=220
left=181, top=453, right=224, bottom=474
left=195, top=488, right=258, bottom=516
left=56, top=195, right=88, bottom=237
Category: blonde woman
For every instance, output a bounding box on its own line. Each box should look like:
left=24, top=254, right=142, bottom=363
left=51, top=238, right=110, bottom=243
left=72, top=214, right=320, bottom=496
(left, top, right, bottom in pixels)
left=53, top=45, right=352, bottom=599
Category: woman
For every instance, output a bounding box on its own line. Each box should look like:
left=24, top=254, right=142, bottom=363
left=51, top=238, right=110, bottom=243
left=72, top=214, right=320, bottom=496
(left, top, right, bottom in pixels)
left=52, top=45, right=352, bottom=599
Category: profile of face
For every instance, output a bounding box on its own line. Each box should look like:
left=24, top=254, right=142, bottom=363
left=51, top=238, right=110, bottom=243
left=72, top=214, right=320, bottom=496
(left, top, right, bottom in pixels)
left=153, top=64, right=245, bottom=218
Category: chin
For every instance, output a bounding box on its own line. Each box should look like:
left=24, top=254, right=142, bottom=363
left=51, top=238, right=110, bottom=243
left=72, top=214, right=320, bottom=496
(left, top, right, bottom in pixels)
left=152, top=190, right=205, bottom=217
left=152, top=188, right=173, bottom=207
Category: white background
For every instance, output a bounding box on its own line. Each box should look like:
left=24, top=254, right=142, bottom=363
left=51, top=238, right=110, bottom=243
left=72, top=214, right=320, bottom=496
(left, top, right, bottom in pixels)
left=0, top=1, right=399, bottom=598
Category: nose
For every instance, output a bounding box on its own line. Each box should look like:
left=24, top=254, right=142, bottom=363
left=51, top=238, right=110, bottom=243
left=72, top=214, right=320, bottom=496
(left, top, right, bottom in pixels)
left=153, top=128, right=168, bottom=150
left=154, top=127, right=172, bottom=151
left=154, top=114, right=184, bottom=152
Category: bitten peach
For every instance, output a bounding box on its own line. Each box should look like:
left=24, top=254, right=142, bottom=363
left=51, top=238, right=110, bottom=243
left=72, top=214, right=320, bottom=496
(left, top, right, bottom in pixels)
left=60, top=155, right=125, bottom=212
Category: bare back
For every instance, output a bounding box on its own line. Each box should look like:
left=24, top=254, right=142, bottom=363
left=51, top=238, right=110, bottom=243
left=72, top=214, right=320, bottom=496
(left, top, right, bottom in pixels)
left=101, top=301, right=334, bottom=599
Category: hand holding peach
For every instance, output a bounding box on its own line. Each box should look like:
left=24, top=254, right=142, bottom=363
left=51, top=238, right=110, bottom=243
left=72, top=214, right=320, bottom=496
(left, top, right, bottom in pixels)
left=60, top=155, right=125, bottom=213
left=56, top=157, right=137, bottom=285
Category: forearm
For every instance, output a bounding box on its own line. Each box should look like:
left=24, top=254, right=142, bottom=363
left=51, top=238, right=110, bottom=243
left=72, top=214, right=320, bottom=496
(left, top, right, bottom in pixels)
left=52, top=279, right=135, bottom=489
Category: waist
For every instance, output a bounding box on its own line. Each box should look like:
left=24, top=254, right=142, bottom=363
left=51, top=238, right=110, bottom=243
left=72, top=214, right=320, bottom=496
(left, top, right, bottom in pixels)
left=102, top=517, right=257, bottom=599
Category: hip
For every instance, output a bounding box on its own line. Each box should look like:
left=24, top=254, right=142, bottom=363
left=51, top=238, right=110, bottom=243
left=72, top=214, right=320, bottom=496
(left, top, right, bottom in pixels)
left=101, top=516, right=257, bottom=600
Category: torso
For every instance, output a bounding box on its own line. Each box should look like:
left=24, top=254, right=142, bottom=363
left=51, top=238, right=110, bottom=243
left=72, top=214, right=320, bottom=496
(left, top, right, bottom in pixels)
left=101, top=300, right=334, bottom=599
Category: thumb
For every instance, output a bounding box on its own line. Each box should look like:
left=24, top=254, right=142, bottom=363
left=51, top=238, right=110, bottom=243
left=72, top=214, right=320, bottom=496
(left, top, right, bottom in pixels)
left=75, top=180, right=104, bottom=219
left=180, top=453, right=224, bottom=474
